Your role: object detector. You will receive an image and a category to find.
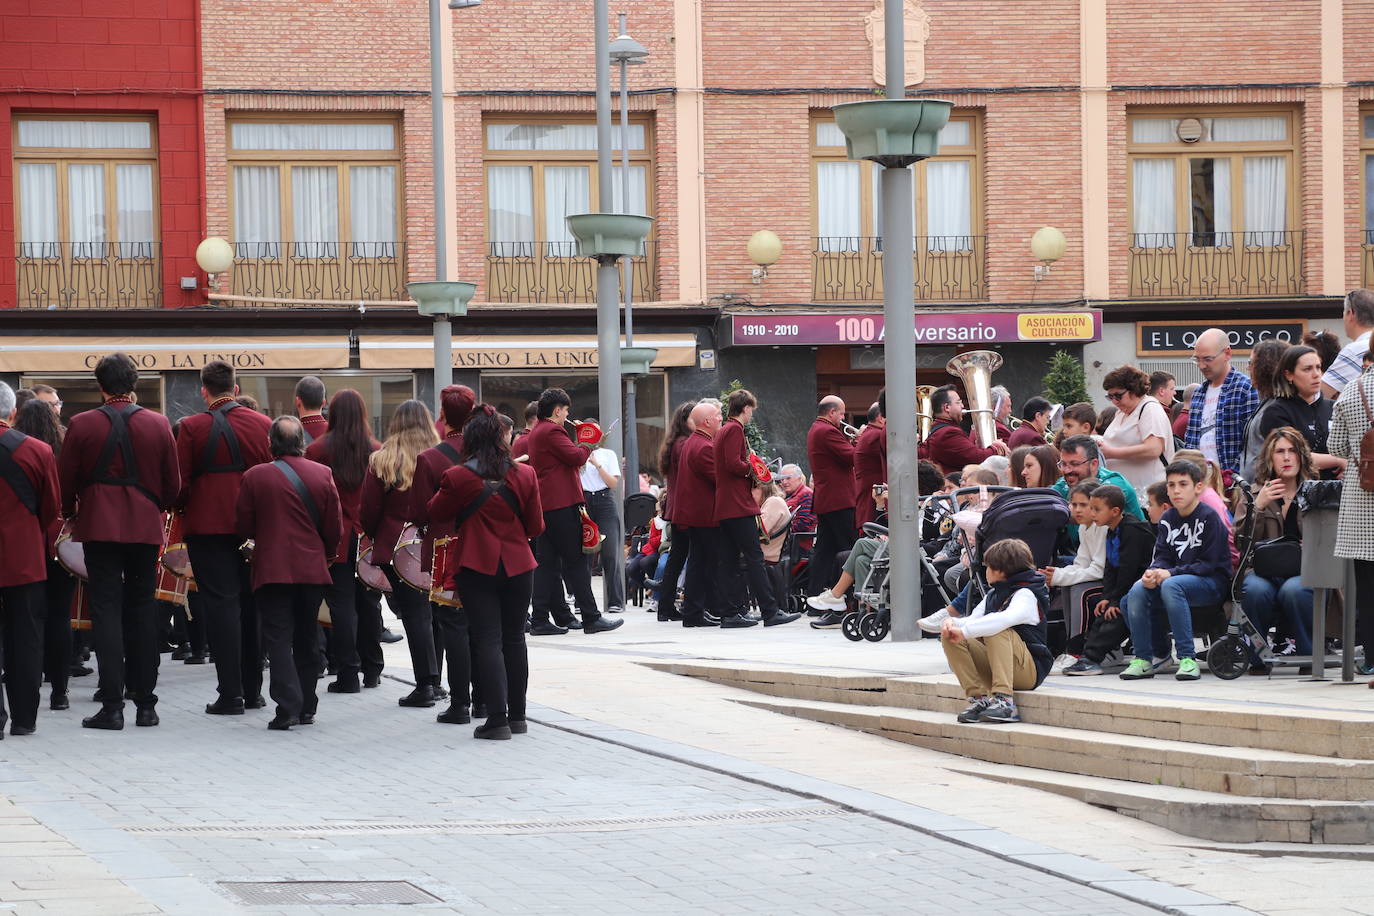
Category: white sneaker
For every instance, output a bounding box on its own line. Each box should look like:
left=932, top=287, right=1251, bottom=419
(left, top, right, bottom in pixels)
left=918, top=607, right=950, bottom=634
left=1150, top=655, right=1177, bottom=675
left=1100, top=649, right=1127, bottom=671
left=806, top=589, right=846, bottom=612
left=645, top=599, right=658, bottom=613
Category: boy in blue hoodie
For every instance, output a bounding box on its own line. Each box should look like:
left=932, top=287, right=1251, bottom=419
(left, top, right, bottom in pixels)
left=1119, top=460, right=1232, bottom=681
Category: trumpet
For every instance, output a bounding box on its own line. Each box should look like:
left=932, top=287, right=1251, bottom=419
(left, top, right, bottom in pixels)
left=840, top=420, right=862, bottom=442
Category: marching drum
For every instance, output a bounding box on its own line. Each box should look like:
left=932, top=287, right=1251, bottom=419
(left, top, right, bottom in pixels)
left=160, top=512, right=193, bottom=578
left=356, top=536, right=393, bottom=593
left=393, top=524, right=431, bottom=592
left=55, top=520, right=88, bottom=581
left=70, top=580, right=92, bottom=631
left=429, top=536, right=462, bottom=608
left=579, top=508, right=604, bottom=554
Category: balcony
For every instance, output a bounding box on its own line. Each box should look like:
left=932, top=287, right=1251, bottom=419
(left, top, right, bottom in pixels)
left=15, top=241, right=162, bottom=309
left=812, top=236, right=987, bottom=303
left=485, top=240, right=658, bottom=304
left=1128, top=231, right=1304, bottom=298
left=230, top=241, right=406, bottom=304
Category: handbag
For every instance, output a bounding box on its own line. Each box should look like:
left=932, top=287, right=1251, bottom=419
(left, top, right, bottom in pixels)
left=1251, top=536, right=1301, bottom=580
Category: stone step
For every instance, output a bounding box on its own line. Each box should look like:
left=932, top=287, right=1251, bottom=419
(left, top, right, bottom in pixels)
left=731, top=697, right=1374, bottom=802
left=643, top=660, right=1374, bottom=760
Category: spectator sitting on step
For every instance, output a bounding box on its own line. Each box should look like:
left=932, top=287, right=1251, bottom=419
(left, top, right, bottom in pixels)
left=1055, top=402, right=1098, bottom=445
left=1041, top=480, right=1105, bottom=651
left=1144, top=480, right=1171, bottom=525
left=941, top=538, right=1055, bottom=725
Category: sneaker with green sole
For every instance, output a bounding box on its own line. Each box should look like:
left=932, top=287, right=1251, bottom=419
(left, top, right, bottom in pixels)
left=1175, top=657, right=1201, bottom=680
left=1119, top=658, right=1154, bottom=680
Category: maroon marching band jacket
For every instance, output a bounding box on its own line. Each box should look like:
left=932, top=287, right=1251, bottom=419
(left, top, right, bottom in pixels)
left=807, top=417, right=857, bottom=516
left=410, top=432, right=464, bottom=572
left=300, top=413, right=328, bottom=444
left=0, top=422, right=60, bottom=587
left=175, top=398, right=273, bottom=537
left=358, top=461, right=416, bottom=566
left=235, top=455, right=343, bottom=590
left=674, top=429, right=716, bottom=528
left=511, top=428, right=531, bottom=460
left=994, top=420, right=1013, bottom=443
left=526, top=418, right=588, bottom=512
left=58, top=398, right=180, bottom=546
left=304, top=432, right=380, bottom=562
left=853, top=421, right=887, bottom=529
left=918, top=420, right=997, bottom=475
left=713, top=417, right=759, bottom=522
left=427, top=461, right=545, bottom=580
left=1006, top=424, right=1048, bottom=450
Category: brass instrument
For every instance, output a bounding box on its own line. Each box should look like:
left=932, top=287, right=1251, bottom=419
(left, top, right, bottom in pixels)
left=840, top=420, right=861, bottom=442
left=916, top=385, right=936, bottom=442
left=1006, top=416, right=1023, bottom=430
left=945, top=350, right=1004, bottom=448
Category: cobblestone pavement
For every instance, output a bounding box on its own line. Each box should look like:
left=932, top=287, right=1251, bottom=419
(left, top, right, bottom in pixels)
left=0, top=645, right=1175, bottom=916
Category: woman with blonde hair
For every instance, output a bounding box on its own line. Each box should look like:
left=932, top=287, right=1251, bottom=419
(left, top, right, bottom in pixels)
left=360, top=399, right=442, bottom=708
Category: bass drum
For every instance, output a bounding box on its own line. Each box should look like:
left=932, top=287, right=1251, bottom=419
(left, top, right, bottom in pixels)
left=356, top=537, right=393, bottom=594
left=393, top=524, right=431, bottom=592
left=56, top=520, right=88, bottom=582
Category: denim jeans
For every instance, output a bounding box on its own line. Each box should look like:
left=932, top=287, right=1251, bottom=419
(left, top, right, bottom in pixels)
left=1242, top=573, right=1313, bottom=655
left=1122, top=573, right=1223, bottom=661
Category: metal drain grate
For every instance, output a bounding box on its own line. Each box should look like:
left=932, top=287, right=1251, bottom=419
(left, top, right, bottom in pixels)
left=219, top=881, right=441, bottom=906
left=131, top=805, right=846, bottom=837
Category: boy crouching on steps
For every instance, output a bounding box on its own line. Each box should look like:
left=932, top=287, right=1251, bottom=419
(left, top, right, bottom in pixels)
left=940, top=538, right=1055, bottom=724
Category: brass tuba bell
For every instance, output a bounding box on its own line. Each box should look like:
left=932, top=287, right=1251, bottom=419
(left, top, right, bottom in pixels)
left=915, top=385, right=937, bottom=443
left=945, top=350, right=1003, bottom=448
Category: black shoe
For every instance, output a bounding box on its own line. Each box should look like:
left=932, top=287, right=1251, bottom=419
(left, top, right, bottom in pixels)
left=473, top=721, right=512, bottom=740
left=509, top=719, right=528, bottom=734
left=473, top=703, right=488, bottom=718
left=583, top=616, right=624, bottom=634
left=657, top=610, right=683, bottom=622
left=135, top=708, right=159, bottom=727
left=205, top=698, right=245, bottom=715
left=562, top=618, right=584, bottom=631
left=436, top=705, right=471, bottom=724
left=530, top=621, right=568, bottom=636
left=10, top=723, right=34, bottom=736
left=267, top=714, right=297, bottom=730
left=809, top=611, right=846, bottom=629
left=245, top=695, right=267, bottom=710
left=50, top=693, right=69, bottom=711
left=765, top=610, right=802, bottom=627
left=298, top=713, right=315, bottom=725
left=363, top=673, right=381, bottom=688
left=682, top=613, right=720, bottom=628
left=70, top=664, right=93, bottom=677
left=431, top=685, right=449, bottom=701
left=82, top=707, right=124, bottom=730
left=720, top=613, right=759, bottom=629
left=379, top=627, right=404, bottom=644
left=398, top=686, right=437, bottom=708
left=170, top=644, right=191, bottom=661
left=183, top=654, right=207, bottom=665
left=326, top=679, right=361, bottom=694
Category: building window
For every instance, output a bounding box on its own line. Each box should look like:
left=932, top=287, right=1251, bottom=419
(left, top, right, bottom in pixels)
left=1127, top=110, right=1302, bottom=297
left=13, top=116, right=160, bottom=308
left=227, top=118, right=404, bottom=301
left=1362, top=112, right=1374, bottom=288
left=810, top=113, right=984, bottom=302
left=483, top=118, right=657, bottom=303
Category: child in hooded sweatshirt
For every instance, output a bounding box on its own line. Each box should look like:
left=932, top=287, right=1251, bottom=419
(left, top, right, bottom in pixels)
left=940, top=538, right=1054, bottom=724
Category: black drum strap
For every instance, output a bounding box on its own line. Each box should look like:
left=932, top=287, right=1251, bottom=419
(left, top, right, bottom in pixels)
left=197, top=403, right=245, bottom=476
left=458, top=459, right=523, bottom=524
left=93, top=403, right=160, bottom=507
left=0, top=428, right=38, bottom=515
left=272, top=459, right=323, bottom=536
left=437, top=441, right=461, bottom=465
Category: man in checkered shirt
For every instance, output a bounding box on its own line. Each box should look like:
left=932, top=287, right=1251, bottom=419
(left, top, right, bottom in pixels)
left=1182, top=327, right=1260, bottom=476
left=1320, top=289, right=1374, bottom=400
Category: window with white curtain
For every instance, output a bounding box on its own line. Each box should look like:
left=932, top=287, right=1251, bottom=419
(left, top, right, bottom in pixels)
left=1128, top=109, right=1294, bottom=248
left=1363, top=114, right=1374, bottom=246
left=13, top=117, right=158, bottom=260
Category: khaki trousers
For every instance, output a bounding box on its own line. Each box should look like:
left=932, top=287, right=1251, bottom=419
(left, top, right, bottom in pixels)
left=941, top=628, right=1037, bottom=697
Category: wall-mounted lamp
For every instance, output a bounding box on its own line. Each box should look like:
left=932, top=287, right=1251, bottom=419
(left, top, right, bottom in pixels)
left=1030, top=226, right=1066, bottom=281
left=747, top=229, right=782, bottom=284
left=195, top=237, right=234, bottom=291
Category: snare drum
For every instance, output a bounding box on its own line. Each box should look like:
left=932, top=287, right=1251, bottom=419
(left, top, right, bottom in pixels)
left=160, top=513, right=193, bottom=578
left=429, top=536, right=462, bottom=608
left=155, top=562, right=190, bottom=607
left=55, top=520, right=88, bottom=582
left=356, top=537, right=393, bottom=594
left=393, top=524, right=431, bottom=593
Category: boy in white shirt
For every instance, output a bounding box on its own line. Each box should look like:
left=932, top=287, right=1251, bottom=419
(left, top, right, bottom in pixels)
left=1042, top=480, right=1105, bottom=645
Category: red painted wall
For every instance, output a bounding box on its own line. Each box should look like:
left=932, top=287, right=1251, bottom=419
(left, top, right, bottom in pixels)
left=0, top=0, right=205, bottom=308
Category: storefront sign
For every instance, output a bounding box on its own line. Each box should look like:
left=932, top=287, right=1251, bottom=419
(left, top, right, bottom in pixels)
left=728, top=311, right=1101, bottom=346
left=1137, top=320, right=1307, bottom=356
left=0, top=336, right=351, bottom=372
left=358, top=334, right=697, bottom=370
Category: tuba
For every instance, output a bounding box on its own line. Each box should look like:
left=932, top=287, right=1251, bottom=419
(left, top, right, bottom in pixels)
left=945, top=350, right=1004, bottom=448
left=916, top=385, right=937, bottom=443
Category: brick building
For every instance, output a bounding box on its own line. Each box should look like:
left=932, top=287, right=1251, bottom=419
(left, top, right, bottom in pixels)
left=1, top=0, right=1369, bottom=472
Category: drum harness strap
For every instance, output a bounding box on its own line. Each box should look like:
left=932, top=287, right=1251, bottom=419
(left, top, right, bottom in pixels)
left=455, top=459, right=523, bottom=529
left=92, top=402, right=161, bottom=507
left=0, top=428, right=38, bottom=515
left=271, top=459, right=323, bottom=538
left=196, top=402, right=246, bottom=477
left=437, top=441, right=461, bottom=464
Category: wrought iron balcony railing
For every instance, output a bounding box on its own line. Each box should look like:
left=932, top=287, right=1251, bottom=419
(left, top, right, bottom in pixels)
left=485, top=240, right=659, bottom=304
left=1128, top=230, right=1304, bottom=298
left=812, top=236, right=987, bottom=302
left=230, top=241, right=406, bottom=303
left=15, top=241, right=162, bottom=309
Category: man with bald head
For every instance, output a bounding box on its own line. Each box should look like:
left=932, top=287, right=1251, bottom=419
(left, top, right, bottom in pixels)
left=1183, top=327, right=1259, bottom=475
left=671, top=400, right=726, bottom=626
left=806, top=396, right=858, bottom=611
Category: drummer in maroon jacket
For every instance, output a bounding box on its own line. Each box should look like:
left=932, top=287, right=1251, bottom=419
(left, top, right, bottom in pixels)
left=0, top=382, right=61, bottom=736
left=58, top=353, right=180, bottom=731
left=853, top=394, right=888, bottom=533
left=510, top=401, right=537, bottom=460
left=176, top=361, right=273, bottom=716
left=713, top=389, right=800, bottom=628
left=807, top=396, right=859, bottom=600
left=410, top=384, right=479, bottom=722
left=428, top=405, right=545, bottom=740
left=236, top=416, right=342, bottom=731
left=526, top=388, right=622, bottom=635
left=294, top=376, right=329, bottom=445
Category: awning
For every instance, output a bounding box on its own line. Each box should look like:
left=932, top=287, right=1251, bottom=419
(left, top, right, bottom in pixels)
left=359, top=333, right=697, bottom=370
left=0, top=336, right=351, bottom=372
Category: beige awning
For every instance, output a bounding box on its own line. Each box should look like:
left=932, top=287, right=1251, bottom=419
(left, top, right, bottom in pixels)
left=359, top=333, right=697, bottom=370
left=0, top=336, right=351, bottom=372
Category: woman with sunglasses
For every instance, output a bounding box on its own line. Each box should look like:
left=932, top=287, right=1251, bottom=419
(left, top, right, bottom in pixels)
left=1097, top=365, right=1175, bottom=497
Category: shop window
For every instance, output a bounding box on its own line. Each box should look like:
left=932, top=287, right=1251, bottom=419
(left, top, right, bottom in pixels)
left=234, top=372, right=415, bottom=439
left=13, top=116, right=160, bottom=308
left=21, top=375, right=164, bottom=421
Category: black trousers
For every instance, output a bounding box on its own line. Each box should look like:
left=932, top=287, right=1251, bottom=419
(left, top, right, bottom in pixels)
left=256, top=583, right=324, bottom=720
left=1073, top=586, right=1131, bottom=663
left=42, top=559, right=75, bottom=698
left=657, top=528, right=692, bottom=618
left=382, top=565, right=438, bottom=684
left=181, top=589, right=209, bottom=656
left=583, top=489, right=624, bottom=610
left=323, top=537, right=363, bottom=681
left=186, top=534, right=260, bottom=702
left=532, top=504, right=601, bottom=625
left=356, top=582, right=385, bottom=679
left=457, top=566, right=531, bottom=726
left=1354, top=559, right=1374, bottom=661
left=626, top=551, right=659, bottom=594
left=0, top=581, right=45, bottom=730
left=84, top=541, right=160, bottom=711
left=432, top=602, right=477, bottom=706
left=718, top=515, right=778, bottom=616
left=809, top=507, right=856, bottom=596
left=680, top=525, right=721, bottom=622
